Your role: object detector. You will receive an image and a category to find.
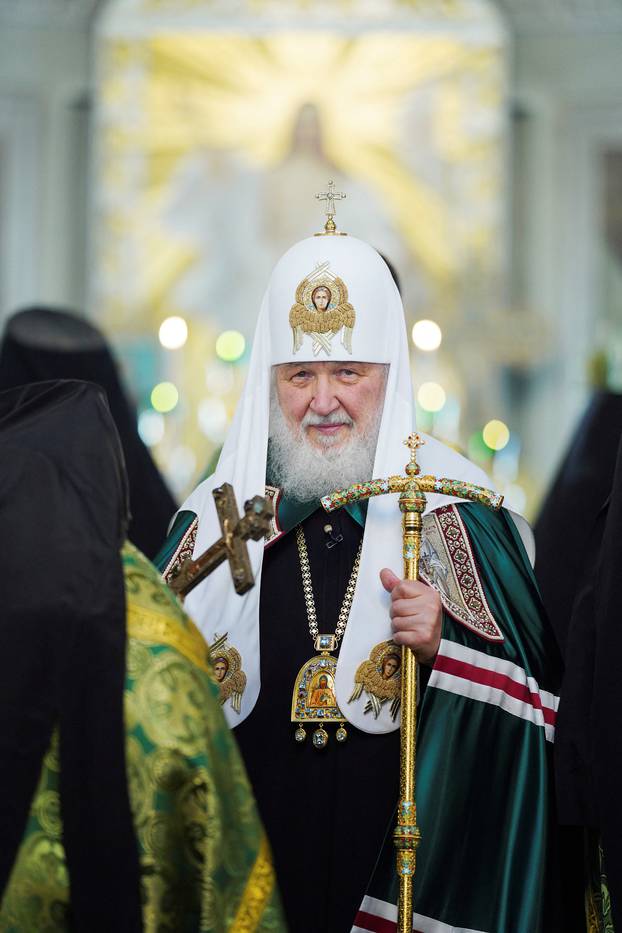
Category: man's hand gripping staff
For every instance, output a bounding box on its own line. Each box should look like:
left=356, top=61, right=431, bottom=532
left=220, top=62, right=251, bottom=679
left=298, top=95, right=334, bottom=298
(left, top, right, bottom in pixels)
left=322, top=433, right=503, bottom=933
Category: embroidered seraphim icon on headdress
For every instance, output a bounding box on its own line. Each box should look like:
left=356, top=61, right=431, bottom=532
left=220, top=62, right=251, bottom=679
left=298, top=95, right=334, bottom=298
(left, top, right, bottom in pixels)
left=289, top=261, right=355, bottom=357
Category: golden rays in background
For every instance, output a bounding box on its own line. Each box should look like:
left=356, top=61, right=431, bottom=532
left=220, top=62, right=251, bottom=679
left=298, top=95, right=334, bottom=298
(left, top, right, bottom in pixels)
left=94, top=2, right=523, bottom=507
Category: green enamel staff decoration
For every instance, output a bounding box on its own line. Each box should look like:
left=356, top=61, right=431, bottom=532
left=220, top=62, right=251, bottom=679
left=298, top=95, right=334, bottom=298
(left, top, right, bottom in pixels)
left=321, top=433, right=503, bottom=933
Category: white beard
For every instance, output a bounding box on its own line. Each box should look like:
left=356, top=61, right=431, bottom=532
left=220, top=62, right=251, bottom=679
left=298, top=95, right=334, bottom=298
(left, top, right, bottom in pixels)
left=267, top=386, right=383, bottom=504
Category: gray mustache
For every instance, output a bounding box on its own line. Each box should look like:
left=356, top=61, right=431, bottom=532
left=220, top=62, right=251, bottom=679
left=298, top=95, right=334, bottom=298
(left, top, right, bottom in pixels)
left=302, top=411, right=354, bottom=428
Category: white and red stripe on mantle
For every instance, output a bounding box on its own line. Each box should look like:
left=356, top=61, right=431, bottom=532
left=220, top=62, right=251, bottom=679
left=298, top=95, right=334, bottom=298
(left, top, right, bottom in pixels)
left=429, top=639, right=558, bottom=742
left=352, top=894, right=488, bottom=933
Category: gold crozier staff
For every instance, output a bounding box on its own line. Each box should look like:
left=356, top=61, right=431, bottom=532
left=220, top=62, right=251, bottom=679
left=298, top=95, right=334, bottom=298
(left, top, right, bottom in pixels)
left=322, top=432, right=503, bottom=931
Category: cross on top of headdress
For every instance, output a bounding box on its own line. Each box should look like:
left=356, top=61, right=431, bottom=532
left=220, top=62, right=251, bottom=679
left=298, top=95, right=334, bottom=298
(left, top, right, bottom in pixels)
left=315, top=180, right=346, bottom=234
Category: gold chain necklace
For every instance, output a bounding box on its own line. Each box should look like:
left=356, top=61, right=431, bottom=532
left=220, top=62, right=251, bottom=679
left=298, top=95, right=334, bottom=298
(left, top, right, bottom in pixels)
left=290, top=524, right=362, bottom=749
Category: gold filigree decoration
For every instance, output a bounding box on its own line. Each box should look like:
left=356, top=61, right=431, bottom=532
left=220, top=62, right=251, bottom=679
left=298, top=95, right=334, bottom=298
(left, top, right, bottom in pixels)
left=230, top=833, right=276, bottom=933
left=127, top=603, right=210, bottom=674
left=349, top=639, right=402, bottom=720
left=209, top=634, right=247, bottom=714
left=289, top=262, right=355, bottom=356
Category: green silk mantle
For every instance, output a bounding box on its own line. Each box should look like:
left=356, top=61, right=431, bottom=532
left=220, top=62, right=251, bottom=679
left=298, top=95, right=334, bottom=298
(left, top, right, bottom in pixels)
left=357, top=503, right=564, bottom=932
left=0, top=543, right=285, bottom=933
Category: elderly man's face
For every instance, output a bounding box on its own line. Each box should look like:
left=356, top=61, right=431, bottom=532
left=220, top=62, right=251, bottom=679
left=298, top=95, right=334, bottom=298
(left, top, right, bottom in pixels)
left=275, top=361, right=386, bottom=452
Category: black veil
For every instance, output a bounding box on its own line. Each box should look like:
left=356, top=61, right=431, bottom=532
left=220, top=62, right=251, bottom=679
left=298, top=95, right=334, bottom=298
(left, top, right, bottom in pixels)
left=534, top=390, right=622, bottom=654
left=0, top=306, right=177, bottom=558
left=0, top=380, right=142, bottom=931
left=535, top=391, right=622, bottom=931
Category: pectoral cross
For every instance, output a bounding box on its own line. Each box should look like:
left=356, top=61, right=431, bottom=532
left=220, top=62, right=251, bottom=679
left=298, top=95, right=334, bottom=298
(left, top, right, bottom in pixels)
left=168, top=483, right=273, bottom=599
left=315, top=180, right=346, bottom=234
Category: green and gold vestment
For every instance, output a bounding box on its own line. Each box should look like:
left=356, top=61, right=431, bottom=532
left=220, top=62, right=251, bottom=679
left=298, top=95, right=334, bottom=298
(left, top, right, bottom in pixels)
left=0, top=544, right=285, bottom=933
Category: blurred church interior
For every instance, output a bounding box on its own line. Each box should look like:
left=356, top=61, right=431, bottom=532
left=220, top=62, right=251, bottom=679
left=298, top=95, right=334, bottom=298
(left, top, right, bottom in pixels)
left=1, top=0, right=621, bottom=518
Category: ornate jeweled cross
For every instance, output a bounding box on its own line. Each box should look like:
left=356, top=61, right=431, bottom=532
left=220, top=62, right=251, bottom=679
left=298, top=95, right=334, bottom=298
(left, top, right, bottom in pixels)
left=315, top=180, right=346, bottom=234
left=404, top=432, right=425, bottom=471
left=322, top=437, right=503, bottom=933
left=168, top=483, right=273, bottom=599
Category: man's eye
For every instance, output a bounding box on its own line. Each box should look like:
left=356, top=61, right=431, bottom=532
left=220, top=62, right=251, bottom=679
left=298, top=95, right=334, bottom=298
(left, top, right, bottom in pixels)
left=339, top=369, right=357, bottom=377
left=292, top=371, right=309, bottom=379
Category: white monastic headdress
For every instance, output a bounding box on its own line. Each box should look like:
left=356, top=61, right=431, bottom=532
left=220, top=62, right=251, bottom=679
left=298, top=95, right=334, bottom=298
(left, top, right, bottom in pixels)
left=180, top=229, right=532, bottom=731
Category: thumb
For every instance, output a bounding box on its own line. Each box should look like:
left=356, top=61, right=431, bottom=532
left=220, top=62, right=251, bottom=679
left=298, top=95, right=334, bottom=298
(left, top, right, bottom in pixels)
left=380, top=568, right=401, bottom=593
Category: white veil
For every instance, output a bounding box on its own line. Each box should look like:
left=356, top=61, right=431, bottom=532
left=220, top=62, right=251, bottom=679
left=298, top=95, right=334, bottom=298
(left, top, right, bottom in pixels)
left=180, top=234, right=531, bottom=731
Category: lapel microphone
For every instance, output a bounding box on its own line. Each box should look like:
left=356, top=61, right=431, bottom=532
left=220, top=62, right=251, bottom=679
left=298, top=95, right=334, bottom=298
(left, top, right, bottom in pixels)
left=323, top=523, right=344, bottom=549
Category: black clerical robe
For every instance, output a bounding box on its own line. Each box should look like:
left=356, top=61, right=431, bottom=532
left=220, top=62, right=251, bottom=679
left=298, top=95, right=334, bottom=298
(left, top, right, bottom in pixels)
left=554, top=434, right=622, bottom=930
left=158, top=501, right=399, bottom=932
left=157, top=484, right=568, bottom=933
left=236, top=505, right=400, bottom=932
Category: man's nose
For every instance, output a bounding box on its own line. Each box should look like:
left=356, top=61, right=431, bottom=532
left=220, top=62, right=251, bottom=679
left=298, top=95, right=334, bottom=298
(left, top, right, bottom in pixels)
left=309, top=377, right=340, bottom=416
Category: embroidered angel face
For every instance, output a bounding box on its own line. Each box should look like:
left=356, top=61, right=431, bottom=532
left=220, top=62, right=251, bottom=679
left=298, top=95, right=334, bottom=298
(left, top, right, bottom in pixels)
left=208, top=637, right=247, bottom=714
left=311, top=285, right=331, bottom=312
left=289, top=263, right=355, bottom=356
left=348, top=639, right=402, bottom=721
left=213, top=657, right=229, bottom=682
left=381, top=653, right=400, bottom=680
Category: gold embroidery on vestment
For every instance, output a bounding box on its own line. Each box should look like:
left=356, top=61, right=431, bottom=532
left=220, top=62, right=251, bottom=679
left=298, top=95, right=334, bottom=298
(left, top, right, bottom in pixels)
left=420, top=506, right=503, bottom=642
left=349, top=639, right=402, bottom=720
left=230, top=834, right=276, bottom=933
left=127, top=605, right=210, bottom=674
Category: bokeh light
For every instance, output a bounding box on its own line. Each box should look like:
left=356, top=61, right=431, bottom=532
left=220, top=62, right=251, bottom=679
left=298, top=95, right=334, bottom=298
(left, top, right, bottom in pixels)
left=137, top=409, right=165, bottom=446
left=412, top=319, right=442, bottom=352
left=205, top=362, right=235, bottom=395
left=417, top=381, right=446, bottom=412
left=151, top=381, right=179, bottom=413
left=168, top=445, right=197, bottom=496
left=503, top=483, right=527, bottom=514
left=158, top=315, right=188, bottom=350
left=483, top=419, right=510, bottom=451
left=493, top=442, right=520, bottom=483
left=468, top=430, right=491, bottom=463
left=432, top=396, right=461, bottom=442
left=215, top=330, right=245, bottom=362
left=198, top=397, right=228, bottom=440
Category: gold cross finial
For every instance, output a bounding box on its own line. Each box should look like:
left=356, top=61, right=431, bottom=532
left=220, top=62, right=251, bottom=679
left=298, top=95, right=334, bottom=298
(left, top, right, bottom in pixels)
left=404, top=433, right=425, bottom=476
left=315, top=180, right=346, bottom=235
